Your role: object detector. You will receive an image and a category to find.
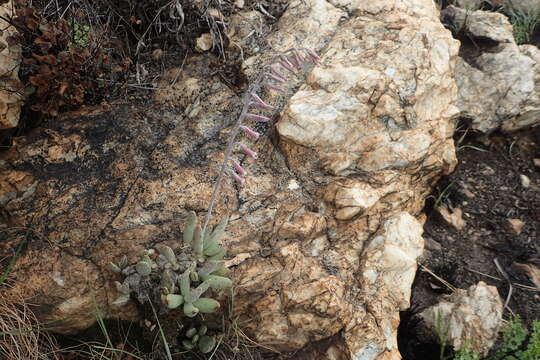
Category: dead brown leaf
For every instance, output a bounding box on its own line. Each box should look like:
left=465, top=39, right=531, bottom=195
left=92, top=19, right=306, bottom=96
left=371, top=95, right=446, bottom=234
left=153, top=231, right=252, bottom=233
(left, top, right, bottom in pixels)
left=438, top=205, right=466, bottom=230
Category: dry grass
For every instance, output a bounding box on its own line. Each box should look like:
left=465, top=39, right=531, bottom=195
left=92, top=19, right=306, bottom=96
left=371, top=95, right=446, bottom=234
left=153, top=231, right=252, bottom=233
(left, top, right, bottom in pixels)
left=0, top=292, right=59, bottom=360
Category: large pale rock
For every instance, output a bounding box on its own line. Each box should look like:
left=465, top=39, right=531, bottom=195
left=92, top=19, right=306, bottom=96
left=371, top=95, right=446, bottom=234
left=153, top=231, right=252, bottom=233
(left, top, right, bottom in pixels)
left=420, top=282, right=503, bottom=355
left=0, top=0, right=24, bottom=129
left=0, top=0, right=459, bottom=359
left=492, top=0, right=540, bottom=13
left=443, top=5, right=515, bottom=43
left=445, top=6, right=540, bottom=132
left=458, top=0, right=540, bottom=13
left=455, top=0, right=483, bottom=9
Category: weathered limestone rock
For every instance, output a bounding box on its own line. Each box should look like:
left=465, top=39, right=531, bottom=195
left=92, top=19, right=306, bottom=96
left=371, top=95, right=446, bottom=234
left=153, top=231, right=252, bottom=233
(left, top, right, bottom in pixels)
left=459, top=0, right=540, bottom=13
left=420, top=282, right=503, bottom=355
left=0, top=0, right=459, bottom=359
left=443, top=5, right=515, bottom=43
left=455, top=0, right=483, bottom=9
left=0, top=0, right=24, bottom=129
left=492, top=0, right=540, bottom=13
left=445, top=6, right=540, bottom=132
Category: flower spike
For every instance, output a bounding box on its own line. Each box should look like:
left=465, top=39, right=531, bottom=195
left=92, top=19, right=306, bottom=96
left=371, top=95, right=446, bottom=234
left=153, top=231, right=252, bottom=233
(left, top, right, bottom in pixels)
left=240, top=125, right=260, bottom=140
left=200, top=47, right=320, bottom=237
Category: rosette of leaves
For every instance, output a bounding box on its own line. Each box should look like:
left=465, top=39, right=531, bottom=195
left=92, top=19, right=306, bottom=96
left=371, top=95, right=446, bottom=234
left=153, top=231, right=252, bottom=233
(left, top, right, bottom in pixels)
left=180, top=325, right=217, bottom=353
left=109, top=211, right=232, bottom=317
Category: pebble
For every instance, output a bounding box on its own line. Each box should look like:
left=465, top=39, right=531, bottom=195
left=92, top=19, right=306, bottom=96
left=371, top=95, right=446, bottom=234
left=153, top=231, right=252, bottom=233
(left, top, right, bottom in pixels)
left=520, top=174, right=531, bottom=188
left=506, top=218, right=525, bottom=235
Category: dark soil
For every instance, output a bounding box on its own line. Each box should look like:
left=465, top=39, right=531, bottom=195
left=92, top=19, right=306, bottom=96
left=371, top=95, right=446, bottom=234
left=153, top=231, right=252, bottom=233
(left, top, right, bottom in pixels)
left=399, top=125, right=540, bottom=360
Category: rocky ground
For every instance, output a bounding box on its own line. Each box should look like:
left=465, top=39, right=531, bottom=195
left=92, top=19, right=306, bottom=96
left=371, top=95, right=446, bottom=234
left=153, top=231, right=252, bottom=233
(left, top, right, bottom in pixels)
left=0, top=0, right=539, bottom=360
left=400, top=126, right=540, bottom=359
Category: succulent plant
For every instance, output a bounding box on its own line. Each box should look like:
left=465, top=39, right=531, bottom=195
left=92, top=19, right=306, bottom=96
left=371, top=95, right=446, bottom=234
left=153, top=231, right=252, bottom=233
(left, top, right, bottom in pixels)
left=181, top=325, right=217, bottom=353
left=109, top=211, right=231, bottom=319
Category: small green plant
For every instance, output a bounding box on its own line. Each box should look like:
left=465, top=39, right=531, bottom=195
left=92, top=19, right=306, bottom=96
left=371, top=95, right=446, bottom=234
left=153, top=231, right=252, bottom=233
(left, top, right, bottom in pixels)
left=510, top=9, right=540, bottom=45
left=427, top=182, right=455, bottom=210
left=446, top=316, right=540, bottom=360
left=71, top=21, right=91, bottom=47
left=493, top=316, right=540, bottom=360
left=179, top=325, right=216, bottom=353
left=455, top=347, right=481, bottom=360
left=109, top=212, right=232, bottom=354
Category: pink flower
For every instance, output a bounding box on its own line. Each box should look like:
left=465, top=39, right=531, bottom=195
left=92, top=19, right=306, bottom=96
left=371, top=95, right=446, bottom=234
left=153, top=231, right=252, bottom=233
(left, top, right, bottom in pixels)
left=245, top=113, right=270, bottom=122
left=231, top=171, right=245, bottom=185
left=270, top=65, right=285, bottom=78
left=304, top=48, right=321, bottom=64
left=250, top=93, right=275, bottom=110
left=240, top=143, right=258, bottom=159
left=279, top=55, right=297, bottom=73
left=231, top=159, right=247, bottom=176
left=240, top=125, right=260, bottom=140
left=266, top=72, right=286, bottom=83
left=265, top=82, right=284, bottom=92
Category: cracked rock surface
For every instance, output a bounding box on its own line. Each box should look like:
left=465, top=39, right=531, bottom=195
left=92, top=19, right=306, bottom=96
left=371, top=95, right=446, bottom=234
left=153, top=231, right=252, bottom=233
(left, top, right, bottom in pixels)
left=420, top=282, right=503, bottom=355
left=445, top=5, right=540, bottom=133
left=0, top=0, right=459, bottom=358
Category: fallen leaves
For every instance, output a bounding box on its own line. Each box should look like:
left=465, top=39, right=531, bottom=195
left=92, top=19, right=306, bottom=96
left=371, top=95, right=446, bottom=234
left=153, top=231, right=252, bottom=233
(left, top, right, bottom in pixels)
left=12, top=0, right=110, bottom=118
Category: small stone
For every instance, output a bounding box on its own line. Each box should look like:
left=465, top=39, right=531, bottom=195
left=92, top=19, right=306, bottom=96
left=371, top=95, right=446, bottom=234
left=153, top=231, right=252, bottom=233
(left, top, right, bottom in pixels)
left=520, top=174, right=531, bottom=188
left=152, top=49, right=163, bottom=60
left=207, top=8, right=224, bottom=20
left=534, top=159, right=540, bottom=168
left=506, top=218, right=525, bottom=235
left=482, top=166, right=495, bottom=176
left=195, top=33, right=213, bottom=52
left=234, top=0, right=244, bottom=8
left=424, top=237, right=442, bottom=252
left=458, top=182, right=475, bottom=198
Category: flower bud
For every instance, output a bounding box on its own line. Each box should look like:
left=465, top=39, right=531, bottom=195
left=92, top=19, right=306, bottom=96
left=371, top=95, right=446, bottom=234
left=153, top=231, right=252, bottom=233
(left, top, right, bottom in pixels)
left=240, top=125, right=260, bottom=140
left=246, top=113, right=270, bottom=122
left=240, top=143, right=258, bottom=159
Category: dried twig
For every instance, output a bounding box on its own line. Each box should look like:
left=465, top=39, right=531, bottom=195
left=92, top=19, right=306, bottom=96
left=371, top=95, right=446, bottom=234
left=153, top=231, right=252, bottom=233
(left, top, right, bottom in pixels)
left=419, top=264, right=457, bottom=293
left=465, top=267, right=539, bottom=292
left=494, top=258, right=516, bottom=316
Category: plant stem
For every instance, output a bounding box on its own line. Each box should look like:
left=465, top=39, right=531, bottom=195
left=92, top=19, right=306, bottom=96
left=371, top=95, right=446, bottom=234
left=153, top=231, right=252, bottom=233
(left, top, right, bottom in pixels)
left=200, top=71, right=265, bottom=236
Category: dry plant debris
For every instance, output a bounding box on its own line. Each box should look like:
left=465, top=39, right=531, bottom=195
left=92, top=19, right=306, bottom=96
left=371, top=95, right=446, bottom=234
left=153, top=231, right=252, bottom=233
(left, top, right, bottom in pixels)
left=0, top=293, right=59, bottom=360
